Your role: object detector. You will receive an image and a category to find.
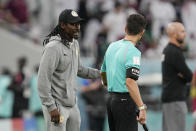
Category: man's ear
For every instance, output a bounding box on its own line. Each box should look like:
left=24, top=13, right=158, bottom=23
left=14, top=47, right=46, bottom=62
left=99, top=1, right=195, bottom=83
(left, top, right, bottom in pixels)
left=125, top=26, right=128, bottom=34
left=60, top=23, right=66, bottom=30
left=141, top=29, right=145, bottom=36
left=139, top=29, right=145, bottom=40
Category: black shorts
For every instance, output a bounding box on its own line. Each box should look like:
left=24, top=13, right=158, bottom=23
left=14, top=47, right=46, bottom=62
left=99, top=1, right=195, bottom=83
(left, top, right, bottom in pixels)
left=106, top=92, right=138, bottom=131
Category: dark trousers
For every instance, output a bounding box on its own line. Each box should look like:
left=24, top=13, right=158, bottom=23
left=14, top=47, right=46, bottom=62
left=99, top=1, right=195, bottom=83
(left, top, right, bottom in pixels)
left=88, top=113, right=105, bottom=131
left=107, top=92, right=138, bottom=131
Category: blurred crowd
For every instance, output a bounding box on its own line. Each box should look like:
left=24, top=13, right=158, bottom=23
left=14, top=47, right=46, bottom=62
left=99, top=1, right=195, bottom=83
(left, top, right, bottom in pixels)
left=1, top=0, right=196, bottom=64
left=0, top=56, right=42, bottom=119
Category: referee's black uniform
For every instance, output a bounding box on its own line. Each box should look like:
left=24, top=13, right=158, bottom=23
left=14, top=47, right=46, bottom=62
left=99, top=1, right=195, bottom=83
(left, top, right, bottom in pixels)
left=162, top=43, right=193, bottom=103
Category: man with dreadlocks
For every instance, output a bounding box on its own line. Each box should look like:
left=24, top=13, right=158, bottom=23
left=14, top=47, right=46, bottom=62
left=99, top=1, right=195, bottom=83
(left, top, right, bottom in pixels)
left=37, top=9, right=100, bottom=131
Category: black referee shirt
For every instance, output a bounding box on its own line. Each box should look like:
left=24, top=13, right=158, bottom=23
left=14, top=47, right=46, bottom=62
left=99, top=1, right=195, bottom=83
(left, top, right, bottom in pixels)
left=161, top=43, right=193, bottom=103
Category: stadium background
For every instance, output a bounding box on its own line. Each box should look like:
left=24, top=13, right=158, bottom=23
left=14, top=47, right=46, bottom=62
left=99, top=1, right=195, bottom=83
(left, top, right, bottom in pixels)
left=0, top=0, right=196, bottom=130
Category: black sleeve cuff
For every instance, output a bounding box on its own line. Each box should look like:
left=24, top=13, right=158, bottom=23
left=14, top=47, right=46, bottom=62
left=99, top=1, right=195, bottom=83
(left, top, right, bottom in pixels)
left=126, top=67, right=140, bottom=80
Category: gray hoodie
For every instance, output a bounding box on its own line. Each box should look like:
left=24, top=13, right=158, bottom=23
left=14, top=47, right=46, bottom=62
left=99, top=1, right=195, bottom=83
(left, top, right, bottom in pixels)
left=37, top=36, right=100, bottom=112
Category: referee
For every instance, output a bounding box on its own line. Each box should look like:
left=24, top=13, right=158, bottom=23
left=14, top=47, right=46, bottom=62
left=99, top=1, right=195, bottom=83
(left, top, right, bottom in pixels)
left=101, top=14, right=147, bottom=131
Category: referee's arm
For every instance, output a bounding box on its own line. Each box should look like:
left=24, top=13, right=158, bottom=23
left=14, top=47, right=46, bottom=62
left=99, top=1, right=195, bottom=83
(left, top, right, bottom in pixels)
left=126, top=78, right=146, bottom=124
left=126, top=78, right=144, bottom=107
left=126, top=67, right=146, bottom=124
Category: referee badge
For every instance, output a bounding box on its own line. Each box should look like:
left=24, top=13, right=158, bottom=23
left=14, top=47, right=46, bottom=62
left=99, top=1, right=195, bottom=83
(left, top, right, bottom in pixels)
left=133, top=56, right=140, bottom=65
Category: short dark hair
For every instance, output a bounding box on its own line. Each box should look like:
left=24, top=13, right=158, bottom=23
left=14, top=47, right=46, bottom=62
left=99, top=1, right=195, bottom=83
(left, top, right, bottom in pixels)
left=126, top=14, right=147, bottom=35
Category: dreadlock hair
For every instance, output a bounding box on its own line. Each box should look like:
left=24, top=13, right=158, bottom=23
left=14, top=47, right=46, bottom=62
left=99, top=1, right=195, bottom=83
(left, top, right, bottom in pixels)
left=43, top=24, right=64, bottom=46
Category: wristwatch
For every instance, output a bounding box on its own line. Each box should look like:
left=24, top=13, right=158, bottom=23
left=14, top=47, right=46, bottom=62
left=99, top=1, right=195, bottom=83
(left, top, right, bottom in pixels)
left=138, top=104, right=147, bottom=111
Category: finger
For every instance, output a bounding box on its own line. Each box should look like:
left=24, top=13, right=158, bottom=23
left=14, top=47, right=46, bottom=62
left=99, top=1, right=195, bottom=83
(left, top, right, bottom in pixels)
left=138, top=117, right=146, bottom=124
left=137, top=117, right=142, bottom=122
left=138, top=116, right=143, bottom=121
left=52, top=115, right=57, bottom=123
left=138, top=120, right=144, bottom=125
left=51, top=117, right=56, bottom=122
left=140, top=118, right=146, bottom=124
left=141, top=120, right=146, bottom=125
left=136, top=116, right=139, bottom=121
left=55, top=115, right=60, bottom=123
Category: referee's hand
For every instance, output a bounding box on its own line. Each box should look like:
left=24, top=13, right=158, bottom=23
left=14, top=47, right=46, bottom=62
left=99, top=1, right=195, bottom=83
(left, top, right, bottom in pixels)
left=137, top=109, right=146, bottom=125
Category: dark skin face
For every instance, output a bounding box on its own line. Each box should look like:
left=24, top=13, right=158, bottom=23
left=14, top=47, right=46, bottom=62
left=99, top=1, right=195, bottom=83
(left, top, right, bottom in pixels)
left=61, top=23, right=80, bottom=42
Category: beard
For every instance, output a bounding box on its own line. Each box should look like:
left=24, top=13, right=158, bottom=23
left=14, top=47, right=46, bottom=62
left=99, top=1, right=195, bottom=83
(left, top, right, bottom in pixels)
left=73, top=34, right=79, bottom=39
left=177, top=39, right=184, bottom=44
left=62, top=29, right=80, bottom=41
left=73, top=30, right=80, bottom=39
